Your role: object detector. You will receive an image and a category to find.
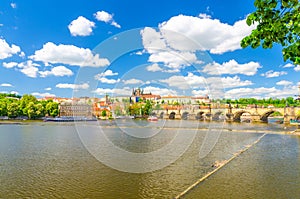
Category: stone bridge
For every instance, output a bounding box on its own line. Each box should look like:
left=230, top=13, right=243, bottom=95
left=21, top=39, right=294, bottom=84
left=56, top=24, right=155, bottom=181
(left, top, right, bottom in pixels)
left=151, top=106, right=300, bottom=123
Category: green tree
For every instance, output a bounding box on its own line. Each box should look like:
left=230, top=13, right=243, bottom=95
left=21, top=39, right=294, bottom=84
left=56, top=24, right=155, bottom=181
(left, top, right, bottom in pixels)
left=7, top=102, right=19, bottom=118
left=35, top=103, right=45, bottom=118
left=114, top=105, right=122, bottom=116
left=19, top=94, right=37, bottom=116
left=101, top=110, right=107, bottom=117
left=25, top=102, right=36, bottom=119
left=129, top=103, right=141, bottom=116
left=241, top=0, right=300, bottom=64
left=143, top=100, right=153, bottom=115
left=270, top=111, right=283, bottom=116
left=0, top=100, right=7, bottom=116
left=46, top=102, right=59, bottom=117
left=286, top=96, right=294, bottom=105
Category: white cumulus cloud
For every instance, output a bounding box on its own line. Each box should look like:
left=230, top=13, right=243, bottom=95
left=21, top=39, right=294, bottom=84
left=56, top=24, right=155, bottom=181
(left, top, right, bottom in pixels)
left=160, top=15, right=255, bottom=54
left=3, top=62, right=18, bottom=68
left=192, top=89, right=210, bottom=97
left=31, top=92, right=56, bottom=98
left=141, top=15, right=255, bottom=71
left=283, top=63, right=294, bottom=68
left=56, top=83, right=89, bottom=90
left=96, top=77, right=120, bottom=84
left=10, top=3, right=17, bottom=9
left=0, top=83, right=13, bottom=87
left=202, top=60, right=261, bottom=76
left=217, top=76, right=253, bottom=88
left=0, top=39, right=21, bottom=59
left=143, top=86, right=178, bottom=96
left=94, top=11, right=121, bottom=28
left=68, top=16, right=95, bottom=36
left=141, top=27, right=202, bottom=70
left=17, top=60, right=40, bottom=78
left=3, top=60, right=40, bottom=78
left=141, top=15, right=255, bottom=56
left=276, top=80, right=293, bottom=86
left=148, top=50, right=199, bottom=69
left=93, top=87, right=132, bottom=96
left=94, top=70, right=118, bottom=79
left=146, top=63, right=162, bottom=72
left=94, top=70, right=120, bottom=84
left=29, top=42, right=110, bottom=67
left=261, top=70, right=287, bottom=78
left=294, top=65, right=300, bottom=72
left=160, top=73, right=253, bottom=90
left=123, top=79, right=144, bottom=85
left=39, top=66, right=73, bottom=77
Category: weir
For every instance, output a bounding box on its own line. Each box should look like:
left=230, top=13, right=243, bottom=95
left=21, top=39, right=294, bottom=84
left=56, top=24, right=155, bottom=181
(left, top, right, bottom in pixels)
left=174, top=133, right=266, bottom=199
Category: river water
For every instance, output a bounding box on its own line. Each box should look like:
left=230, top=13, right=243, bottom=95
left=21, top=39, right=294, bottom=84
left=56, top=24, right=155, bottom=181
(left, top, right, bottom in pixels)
left=0, top=120, right=299, bottom=198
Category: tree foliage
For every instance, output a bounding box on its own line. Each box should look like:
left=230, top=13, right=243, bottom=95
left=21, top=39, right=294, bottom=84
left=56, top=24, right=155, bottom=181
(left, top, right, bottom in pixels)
left=101, top=110, right=107, bottom=117
left=7, top=102, right=19, bottom=118
left=241, top=0, right=300, bottom=64
left=223, top=96, right=300, bottom=108
left=45, top=102, right=59, bottom=117
left=128, top=100, right=153, bottom=116
left=0, top=93, right=59, bottom=119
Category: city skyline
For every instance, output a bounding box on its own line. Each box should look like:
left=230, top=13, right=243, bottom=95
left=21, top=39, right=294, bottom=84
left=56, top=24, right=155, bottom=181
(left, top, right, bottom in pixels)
left=0, top=0, right=300, bottom=100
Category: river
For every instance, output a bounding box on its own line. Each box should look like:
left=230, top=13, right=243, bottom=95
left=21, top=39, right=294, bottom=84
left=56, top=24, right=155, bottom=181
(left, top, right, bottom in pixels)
left=0, top=120, right=299, bottom=198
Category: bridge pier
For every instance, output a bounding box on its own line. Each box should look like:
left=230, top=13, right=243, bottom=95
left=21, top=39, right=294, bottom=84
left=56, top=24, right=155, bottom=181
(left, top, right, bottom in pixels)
left=284, top=107, right=296, bottom=123
left=284, top=115, right=295, bottom=123
left=175, top=114, right=181, bottom=119
left=188, top=114, right=196, bottom=120
left=225, top=113, right=234, bottom=122
left=250, top=115, right=261, bottom=122
left=204, top=114, right=212, bottom=121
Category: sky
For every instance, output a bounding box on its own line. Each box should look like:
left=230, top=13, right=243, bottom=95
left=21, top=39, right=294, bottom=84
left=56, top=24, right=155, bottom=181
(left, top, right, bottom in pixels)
left=0, top=0, right=299, bottom=99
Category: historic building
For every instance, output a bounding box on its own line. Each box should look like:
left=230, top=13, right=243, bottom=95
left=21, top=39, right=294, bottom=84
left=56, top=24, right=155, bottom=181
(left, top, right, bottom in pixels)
left=59, top=102, right=93, bottom=118
left=93, top=95, right=112, bottom=118
left=130, top=88, right=161, bottom=103
left=191, top=95, right=210, bottom=104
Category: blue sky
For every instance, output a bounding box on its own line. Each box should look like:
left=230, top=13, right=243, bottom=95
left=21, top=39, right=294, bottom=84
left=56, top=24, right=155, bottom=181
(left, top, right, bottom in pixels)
left=0, top=0, right=299, bottom=99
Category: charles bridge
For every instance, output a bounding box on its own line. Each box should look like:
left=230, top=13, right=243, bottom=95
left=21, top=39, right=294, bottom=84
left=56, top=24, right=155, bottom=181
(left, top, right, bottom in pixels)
left=151, top=106, right=300, bottom=123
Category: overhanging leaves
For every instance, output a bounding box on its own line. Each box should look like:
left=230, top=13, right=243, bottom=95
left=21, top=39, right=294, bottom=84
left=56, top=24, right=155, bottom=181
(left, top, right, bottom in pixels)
left=241, top=0, right=300, bottom=65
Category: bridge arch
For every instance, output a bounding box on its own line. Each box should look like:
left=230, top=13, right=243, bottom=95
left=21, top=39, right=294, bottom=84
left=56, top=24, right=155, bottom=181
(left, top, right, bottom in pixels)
left=182, top=112, right=189, bottom=120
left=169, top=112, right=176, bottom=119
left=213, top=111, right=224, bottom=121
left=233, top=110, right=251, bottom=122
left=150, top=112, right=157, bottom=116
left=260, top=110, right=284, bottom=122
left=159, top=112, right=164, bottom=119
left=196, top=111, right=205, bottom=120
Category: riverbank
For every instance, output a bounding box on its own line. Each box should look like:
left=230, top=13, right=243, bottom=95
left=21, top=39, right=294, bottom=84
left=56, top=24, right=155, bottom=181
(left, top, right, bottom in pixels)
left=0, top=119, right=43, bottom=125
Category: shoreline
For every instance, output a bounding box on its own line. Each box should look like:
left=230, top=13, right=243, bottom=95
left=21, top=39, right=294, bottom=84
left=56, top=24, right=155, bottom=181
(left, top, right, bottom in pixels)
left=1, top=119, right=299, bottom=136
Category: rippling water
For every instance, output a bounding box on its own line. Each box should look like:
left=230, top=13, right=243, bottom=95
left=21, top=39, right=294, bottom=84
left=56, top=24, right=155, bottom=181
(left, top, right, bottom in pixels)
left=0, top=120, right=299, bottom=198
